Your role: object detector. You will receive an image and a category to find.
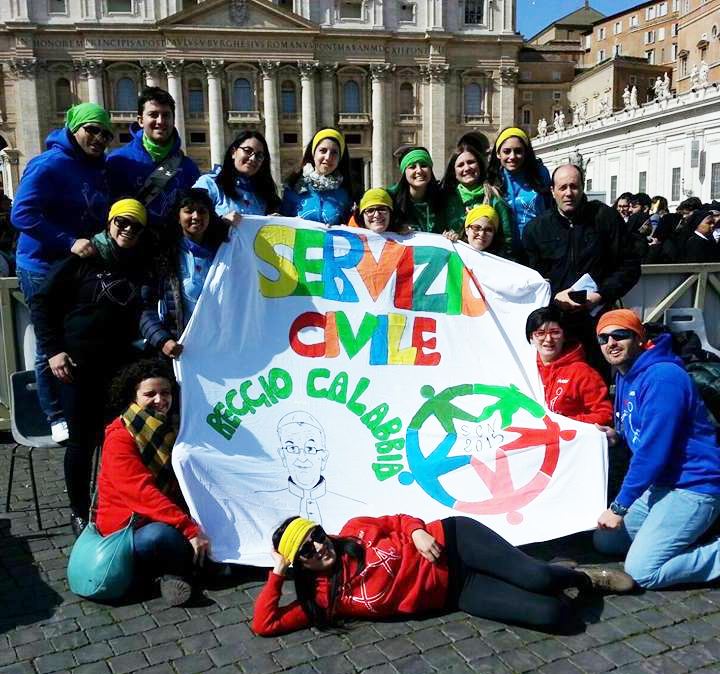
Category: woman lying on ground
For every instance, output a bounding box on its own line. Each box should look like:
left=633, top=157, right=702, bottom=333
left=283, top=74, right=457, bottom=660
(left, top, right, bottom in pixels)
left=252, top=515, right=634, bottom=637
left=526, top=306, right=613, bottom=425
left=140, top=188, right=229, bottom=359
left=95, top=358, right=209, bottom=606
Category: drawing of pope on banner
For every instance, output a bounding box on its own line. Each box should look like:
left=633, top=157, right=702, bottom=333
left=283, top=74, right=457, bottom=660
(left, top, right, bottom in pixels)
left=172, top=216, right=607, bottom=566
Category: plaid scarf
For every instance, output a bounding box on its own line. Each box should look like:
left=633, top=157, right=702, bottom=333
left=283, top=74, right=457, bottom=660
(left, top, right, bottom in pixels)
left=121, top=403, right=182, bottom=501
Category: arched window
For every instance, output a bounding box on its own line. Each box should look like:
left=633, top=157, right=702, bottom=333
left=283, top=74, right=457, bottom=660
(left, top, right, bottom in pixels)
left=232, top=77, right=253, bottom=111
left=188, top=79, right=204, bottom=114
left=464, top=82, right=482, bottom=116
left=116, top=77, right=136, bottom=111
left=342, top=80, right=361, bottom=113
left=55, top=77, right=73, bottom=113
left=280, top=80, right=297, bottom=114
left=399, top=82, right=414, bottom=114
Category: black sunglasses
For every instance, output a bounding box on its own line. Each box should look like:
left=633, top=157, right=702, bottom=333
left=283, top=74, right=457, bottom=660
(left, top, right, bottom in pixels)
left=113, top=216, right=145, bottom=233
left=298, top=526, right=327, bottom=559
left=82, top=124, right=114, bottom=141
left=597, top=328, right=636, bottom=345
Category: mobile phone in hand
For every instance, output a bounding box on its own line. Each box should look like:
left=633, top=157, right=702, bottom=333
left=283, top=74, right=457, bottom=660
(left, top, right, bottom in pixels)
left=568, top=290, right=588, bottom=304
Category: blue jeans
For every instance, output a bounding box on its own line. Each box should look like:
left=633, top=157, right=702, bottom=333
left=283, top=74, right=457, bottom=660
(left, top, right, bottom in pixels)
left=594, top=486, right=720, bottom=588
left=17, top=268, right=64, bottom=423
left=133, top=522, right=194, bottom=580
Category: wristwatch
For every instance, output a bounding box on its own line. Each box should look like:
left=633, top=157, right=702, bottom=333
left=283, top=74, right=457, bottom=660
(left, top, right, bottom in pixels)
left=610, top=501, right=628, bottom=517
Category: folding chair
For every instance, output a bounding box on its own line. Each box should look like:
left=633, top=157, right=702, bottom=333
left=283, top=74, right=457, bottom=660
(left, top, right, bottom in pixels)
left=664, top=307, right=720, bottom=359
left=5, top=370, right=61, bottom=529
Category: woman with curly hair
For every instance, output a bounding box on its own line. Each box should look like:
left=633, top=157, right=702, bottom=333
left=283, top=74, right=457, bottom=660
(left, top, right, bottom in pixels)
left=487, top=127, right=552, bottom=260
left=193, top=130, right=280, bottom=218
left=252, top=515, right=634, bottom=636
left=140, top=188, right=229, bottom=359
left=280, top=128, right=354, bottom=226
left=387, top=146, right=444, bottom=233
left=94, top=359, right=209, bottom=606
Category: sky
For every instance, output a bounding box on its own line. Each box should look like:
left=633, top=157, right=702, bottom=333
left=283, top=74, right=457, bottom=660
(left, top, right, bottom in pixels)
left=516, top=0, right=637, bottom=39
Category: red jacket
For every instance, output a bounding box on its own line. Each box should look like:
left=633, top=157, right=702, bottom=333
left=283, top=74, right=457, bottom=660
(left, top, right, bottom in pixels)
left=537, top=343, right=613, bottom=425
left=252, top=515, right=448, bottom=636
left=95, top=417, right=200, bottom=540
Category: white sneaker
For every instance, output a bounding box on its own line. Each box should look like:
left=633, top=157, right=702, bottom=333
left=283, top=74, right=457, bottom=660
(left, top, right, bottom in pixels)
left=50, top=420, right=69, bottom=443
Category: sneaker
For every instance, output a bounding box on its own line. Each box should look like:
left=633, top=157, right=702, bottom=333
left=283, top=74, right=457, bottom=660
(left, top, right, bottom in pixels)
left=159, top=575, right=193, bottom=606
left=578, top=565, right=635, bottom=594
left=51, top=420, right=69, bottom=443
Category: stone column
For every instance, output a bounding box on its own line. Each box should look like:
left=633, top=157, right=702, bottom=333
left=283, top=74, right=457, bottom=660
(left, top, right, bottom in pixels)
left=421, top=63, right=449, bottom=170
left=164, top=60, right=186, bottom=149
left=140, top=59, right=164, bottom=88
left=203, top=59, right=226, bottom=168
left=319, top=64, right=337, bottom=128
left=259, top=60, right=281, bottom=186
left=298, top=61, right=319, bottom=148
left=83, top=59, right=105, bottom=106
left=370, top=64, right=393, bottom=188
left=498, top=65, right=519, bottom=128
left=9, top=58, right=42, bottom=171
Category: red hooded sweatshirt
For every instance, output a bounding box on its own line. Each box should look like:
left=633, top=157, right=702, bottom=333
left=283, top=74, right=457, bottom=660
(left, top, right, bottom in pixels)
left=537, top=343, right=613, bottom=425
left=252, top=515, right=448, bottom=636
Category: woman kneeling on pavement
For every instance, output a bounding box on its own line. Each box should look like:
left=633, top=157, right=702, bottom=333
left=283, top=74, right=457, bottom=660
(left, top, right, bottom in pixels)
left=526, top=306, right=613, bottom=425
left=95, top=359, right=209, bottom=606
left=252, top=515, right=634, bottom=636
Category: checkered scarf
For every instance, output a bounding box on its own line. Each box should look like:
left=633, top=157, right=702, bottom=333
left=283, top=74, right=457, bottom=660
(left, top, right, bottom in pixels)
left=120, top=403, right=182, bottom=500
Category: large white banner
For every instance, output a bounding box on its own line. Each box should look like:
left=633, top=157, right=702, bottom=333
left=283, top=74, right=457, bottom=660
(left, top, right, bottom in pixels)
left=173, top=216, right=607, bottom=566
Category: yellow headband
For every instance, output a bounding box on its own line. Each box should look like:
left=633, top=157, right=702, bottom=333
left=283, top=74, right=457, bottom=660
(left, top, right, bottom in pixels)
left=495, top=127, right=529, bottom=151
left=108, top=198, right=147, bottom=227
left=359, top=188, right=393, bottom=213
left=312, top=128, right=345, bottom=156
left=465, top=204, right=499, bottom=229
left=277, top=518, right=317, bottom=563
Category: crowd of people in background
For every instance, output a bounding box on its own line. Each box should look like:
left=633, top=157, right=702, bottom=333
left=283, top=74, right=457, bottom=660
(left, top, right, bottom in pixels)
left=7, top=87, right=720, bottom=628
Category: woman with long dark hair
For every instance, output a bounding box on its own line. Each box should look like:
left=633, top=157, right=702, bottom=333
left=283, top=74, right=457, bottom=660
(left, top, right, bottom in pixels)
left=441, top=141, right=512, bottom=257
left=194, top=131, right=280, bottom=217
left=281, top=128, right=354, bottom=226
left=252, top=515, right=634, bottom=636
left=487, top=127, right=552, bottom=260
left=140, top=188, right=229, bottom=359
left=387, top=146, right=444, bottom=233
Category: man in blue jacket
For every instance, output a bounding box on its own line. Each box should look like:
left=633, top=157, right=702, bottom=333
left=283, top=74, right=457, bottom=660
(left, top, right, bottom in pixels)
left=11, top=102, right=113, bottom=441
left=107, top=87, right=199, bottom=235
left=593, top=308, right=720, bottom=588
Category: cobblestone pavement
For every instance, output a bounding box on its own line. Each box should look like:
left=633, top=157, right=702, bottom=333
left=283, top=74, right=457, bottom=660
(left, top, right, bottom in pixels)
left=2, top=442, right=720, bottom=674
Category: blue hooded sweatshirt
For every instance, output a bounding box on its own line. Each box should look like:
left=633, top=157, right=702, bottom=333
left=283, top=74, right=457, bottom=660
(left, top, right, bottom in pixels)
left=11, top=128, right=110, bottom=274
left=280, top=183, right=352, bottom=226
left=194, top=170, right=267, bottom=217
left=106, top=123, right=200, bottom=228
left=614, top=332, right=720, bottom=509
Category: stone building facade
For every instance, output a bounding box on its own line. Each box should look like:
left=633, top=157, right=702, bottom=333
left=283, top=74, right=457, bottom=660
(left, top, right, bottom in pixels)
left=0, top=0, right=521, bottom=193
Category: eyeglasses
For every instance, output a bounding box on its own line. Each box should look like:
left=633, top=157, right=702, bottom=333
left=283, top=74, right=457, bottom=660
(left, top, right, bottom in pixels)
left=364, top=206, right=390, bottom=217
left=81, top=125, right=114, bottom=142
left=283, top=443, right=324, bottom=455
left=597, top=329, right=636, bottom=345
left=533, top=328, right=563, bottom=340
left=238, top=146, right=266, bottom=162
left=298, top=527, right=327, bottom=559
left=466, top=224, right=495, bottom=234
left=113, top=216, right=145, bottom=233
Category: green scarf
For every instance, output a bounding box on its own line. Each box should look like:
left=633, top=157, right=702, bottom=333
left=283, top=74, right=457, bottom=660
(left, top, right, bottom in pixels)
left=91, top=230, right=120, bottom=266
left=121, top=403, right=182, bottom=500
left=142, top=132, right=174, bottom=163
left=457, top=183, right=485, bottom=205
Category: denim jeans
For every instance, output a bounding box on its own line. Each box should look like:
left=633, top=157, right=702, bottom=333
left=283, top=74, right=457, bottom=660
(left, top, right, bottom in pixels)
left=593, top=486, right=720, bottom=588
left=133, top=522, right=194, bottom=580
left=17, top=267, right=64, bottom=423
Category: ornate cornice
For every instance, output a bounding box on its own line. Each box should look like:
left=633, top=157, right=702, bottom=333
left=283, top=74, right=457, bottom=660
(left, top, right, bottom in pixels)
left=370, top=63, right=394, bottom=81
left=297, top=61, right=320, bottom=79
left=163, top=59, right=185, bottom=77
left=420, top=63, right=449, bottom=83
left=258, top=60, right=281, bottom=78
left=140, top=59, right=163, bottom=80
left=202, top=59, right=225, bottom=78
left=8, top=57, right=38, bottom=80
left=499, top=65, right=519, bottom=85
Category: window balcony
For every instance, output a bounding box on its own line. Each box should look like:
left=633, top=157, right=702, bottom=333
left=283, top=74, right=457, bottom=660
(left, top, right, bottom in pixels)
left=398, top=114, right=421, bottom=124
left=187, top=111, right=208, bottom=121
left=338, top=112, right=370, bottom=125
left=280, top=112, right=299, bottom=121
left=227, top=110, right=262, bottom=124
left=463, top=114, right=491, bottom=125
left=109, top=110, right=136, bottom=123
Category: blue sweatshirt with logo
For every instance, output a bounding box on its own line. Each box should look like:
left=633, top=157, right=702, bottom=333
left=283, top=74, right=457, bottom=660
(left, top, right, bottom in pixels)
left=107, top=123, right=200, bottom=228
left=614, top=332, right=720, bottom=508
left=11, top=128, right=110, bottom=274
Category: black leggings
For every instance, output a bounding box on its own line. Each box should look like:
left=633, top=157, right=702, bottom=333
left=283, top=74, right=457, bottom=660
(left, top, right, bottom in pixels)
left=443, top=517, right=589, bottom=631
